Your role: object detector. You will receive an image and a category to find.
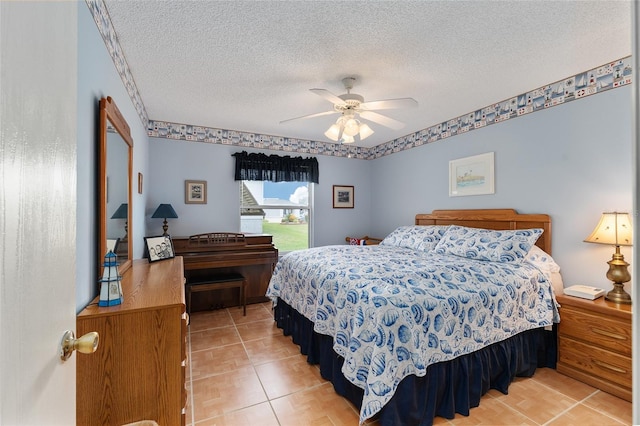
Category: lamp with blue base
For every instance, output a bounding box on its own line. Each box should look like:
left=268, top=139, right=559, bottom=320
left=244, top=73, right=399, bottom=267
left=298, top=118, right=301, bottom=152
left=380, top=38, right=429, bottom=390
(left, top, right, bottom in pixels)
left=99, top=250, right=123, bottom=307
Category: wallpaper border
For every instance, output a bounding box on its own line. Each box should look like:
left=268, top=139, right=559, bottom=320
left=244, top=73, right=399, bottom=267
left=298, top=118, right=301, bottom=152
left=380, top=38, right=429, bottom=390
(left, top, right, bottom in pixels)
left=85, top=0, right=149, bottom=128
left=86, top=1, right=631, bottom=160
left=370, top=57, right=632, bottom=159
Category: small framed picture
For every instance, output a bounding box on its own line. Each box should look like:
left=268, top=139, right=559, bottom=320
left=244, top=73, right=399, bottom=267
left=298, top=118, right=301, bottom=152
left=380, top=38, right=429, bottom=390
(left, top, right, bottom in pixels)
left=138, top=172, right=143, bottom=194
left=448, top=152, right=495, bottom=197
left=144, top=235, right=175, bottom=263
left=333, top=185, right=354, bottom=208
left=185, top=180, right=207, bottom=204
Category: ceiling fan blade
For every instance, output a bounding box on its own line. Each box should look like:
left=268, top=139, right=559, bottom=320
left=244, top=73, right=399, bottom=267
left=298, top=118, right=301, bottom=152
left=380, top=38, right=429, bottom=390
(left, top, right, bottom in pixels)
left=359, top=97, right=418, bottom=111
left=310, top=88, right=345, bottom=106
left=359, top=110, right=405, bottom=130
left=280, top=110, right=337, bottom=124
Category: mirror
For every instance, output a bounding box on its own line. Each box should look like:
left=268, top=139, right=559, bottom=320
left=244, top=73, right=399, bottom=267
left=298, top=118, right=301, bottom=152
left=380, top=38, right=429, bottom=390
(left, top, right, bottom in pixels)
left=99, top=96, right=133, bottom=276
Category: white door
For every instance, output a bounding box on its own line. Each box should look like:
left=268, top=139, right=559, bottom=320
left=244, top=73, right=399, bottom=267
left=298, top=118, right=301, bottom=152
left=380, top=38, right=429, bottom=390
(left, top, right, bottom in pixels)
left=1, top=2, right=78, bottom=424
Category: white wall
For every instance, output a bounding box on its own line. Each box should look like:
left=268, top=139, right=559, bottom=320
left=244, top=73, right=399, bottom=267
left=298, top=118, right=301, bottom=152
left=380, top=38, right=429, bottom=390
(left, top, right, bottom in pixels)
left=370, top=86, right=633, bottom=297
left=76, top=3, right=149, bottom=311
left=147, top=139, right=372, bottom=247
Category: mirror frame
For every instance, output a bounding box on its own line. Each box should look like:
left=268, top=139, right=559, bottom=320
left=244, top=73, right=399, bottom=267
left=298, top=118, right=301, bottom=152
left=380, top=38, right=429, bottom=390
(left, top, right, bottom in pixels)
left=99, top=96, right=133, bottom=276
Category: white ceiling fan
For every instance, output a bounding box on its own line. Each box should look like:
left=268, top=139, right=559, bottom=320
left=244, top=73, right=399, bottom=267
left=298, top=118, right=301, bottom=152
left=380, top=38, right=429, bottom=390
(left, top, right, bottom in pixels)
left=281, top=77, right=418, bottom=143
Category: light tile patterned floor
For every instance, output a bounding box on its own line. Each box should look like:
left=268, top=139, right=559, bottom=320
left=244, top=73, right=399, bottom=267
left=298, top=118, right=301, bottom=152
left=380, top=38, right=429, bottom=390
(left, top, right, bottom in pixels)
left=186, top=302, right=632, bottom=426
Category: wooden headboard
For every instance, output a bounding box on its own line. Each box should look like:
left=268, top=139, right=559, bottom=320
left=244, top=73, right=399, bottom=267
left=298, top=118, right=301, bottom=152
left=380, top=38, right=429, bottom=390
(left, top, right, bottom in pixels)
left=415, top=209, right=552, bottom=255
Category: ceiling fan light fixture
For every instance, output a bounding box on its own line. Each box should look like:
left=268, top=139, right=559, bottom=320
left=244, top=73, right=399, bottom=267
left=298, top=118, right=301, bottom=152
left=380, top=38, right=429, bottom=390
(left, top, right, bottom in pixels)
left=325, top=114, right=374, bottom=143
left=359, top=123, right=374, bottom=140
left=283, top=76, right=416, bottom=142
left=343, top=118, right=360, bottom=137
left=324, top=123, right=341, bottom=141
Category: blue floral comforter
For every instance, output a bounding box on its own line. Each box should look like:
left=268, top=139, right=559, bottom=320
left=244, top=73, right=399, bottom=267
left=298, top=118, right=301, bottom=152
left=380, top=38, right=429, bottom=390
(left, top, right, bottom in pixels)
left=266, top=245, right=559, bottom=424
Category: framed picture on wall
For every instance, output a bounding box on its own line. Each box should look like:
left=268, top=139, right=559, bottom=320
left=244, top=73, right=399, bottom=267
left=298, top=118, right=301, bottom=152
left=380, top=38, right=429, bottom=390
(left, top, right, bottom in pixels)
left=185, top=180, right=207, bottom=204
left=448, top=152, right=495, bottom=197
left=138, top=172, right=143, bottom=194
left=333, top=185, right=354, bottom=208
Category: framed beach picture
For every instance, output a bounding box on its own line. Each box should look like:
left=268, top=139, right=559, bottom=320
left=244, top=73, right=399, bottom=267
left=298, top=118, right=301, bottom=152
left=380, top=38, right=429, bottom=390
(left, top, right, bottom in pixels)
left=185, top=180, right=207, bottom=204
left=449, top=152, right=495, bottom=197
left=333, top=185, right=354, bottom=208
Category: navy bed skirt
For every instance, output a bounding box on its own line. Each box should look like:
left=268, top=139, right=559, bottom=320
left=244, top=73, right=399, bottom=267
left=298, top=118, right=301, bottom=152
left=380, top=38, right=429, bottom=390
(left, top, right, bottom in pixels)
left=273, top=297, right=556, bottom=426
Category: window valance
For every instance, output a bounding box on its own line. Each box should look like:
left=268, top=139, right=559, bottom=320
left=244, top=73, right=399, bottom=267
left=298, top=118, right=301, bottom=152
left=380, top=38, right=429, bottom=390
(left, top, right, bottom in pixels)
left=232, top=151, right=319, bottom=183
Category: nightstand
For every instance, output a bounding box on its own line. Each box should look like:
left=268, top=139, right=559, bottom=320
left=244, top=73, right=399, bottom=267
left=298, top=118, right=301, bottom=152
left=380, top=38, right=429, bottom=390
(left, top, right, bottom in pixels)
left=345, top=236, right=382, bottom=245
left=556, top=294, right=632, bottom=402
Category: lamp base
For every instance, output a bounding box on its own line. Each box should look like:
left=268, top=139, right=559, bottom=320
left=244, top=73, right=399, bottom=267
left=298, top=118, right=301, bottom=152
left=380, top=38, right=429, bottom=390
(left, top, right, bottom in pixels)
left=605, top=283, right=632, bottom=304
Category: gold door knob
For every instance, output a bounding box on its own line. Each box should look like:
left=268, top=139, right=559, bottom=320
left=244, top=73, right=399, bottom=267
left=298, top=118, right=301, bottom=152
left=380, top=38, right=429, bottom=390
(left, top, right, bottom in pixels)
left=59, top=330, right=99, bottom=361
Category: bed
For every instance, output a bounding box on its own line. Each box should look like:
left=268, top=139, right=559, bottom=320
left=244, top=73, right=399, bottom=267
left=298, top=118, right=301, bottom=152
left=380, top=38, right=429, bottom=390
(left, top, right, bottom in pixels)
left=267, top=209, right=562, bottom=425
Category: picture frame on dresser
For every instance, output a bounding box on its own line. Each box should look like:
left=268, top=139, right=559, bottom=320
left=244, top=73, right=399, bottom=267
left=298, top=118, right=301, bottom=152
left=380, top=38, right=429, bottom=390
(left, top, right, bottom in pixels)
left=144, top=235, right=175, bottom=262
left=106, top=238, right=120, bottom=254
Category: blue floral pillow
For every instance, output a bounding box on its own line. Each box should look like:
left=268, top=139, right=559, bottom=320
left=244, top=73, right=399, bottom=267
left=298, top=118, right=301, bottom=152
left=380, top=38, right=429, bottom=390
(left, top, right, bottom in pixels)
left=434, top=225, right=543, bottom=263
left=380, top=225, right=449, bottom=252
left=524, top=245, right=561, bottom=273
left=416, top=226, right=449, bottom=252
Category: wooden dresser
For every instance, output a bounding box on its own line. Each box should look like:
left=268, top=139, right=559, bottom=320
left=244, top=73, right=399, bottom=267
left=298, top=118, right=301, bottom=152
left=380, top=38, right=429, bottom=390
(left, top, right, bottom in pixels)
left=77, top=257, right=187, bottom=425
left=556, top=294, right=632, bottom=402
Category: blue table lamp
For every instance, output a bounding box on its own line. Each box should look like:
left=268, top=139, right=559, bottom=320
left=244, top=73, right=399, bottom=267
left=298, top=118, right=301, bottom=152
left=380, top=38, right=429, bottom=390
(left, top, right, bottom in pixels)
left=152, top=203, right=178, bottom=236
left=110, top=203, right=128, bottom=241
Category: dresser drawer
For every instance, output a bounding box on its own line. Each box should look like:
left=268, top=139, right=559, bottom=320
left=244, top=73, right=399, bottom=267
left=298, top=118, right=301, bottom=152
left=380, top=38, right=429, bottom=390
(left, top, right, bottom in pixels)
left=559, top=306, right=631, bottom=356
left=559, top=337, right=632, bottom=389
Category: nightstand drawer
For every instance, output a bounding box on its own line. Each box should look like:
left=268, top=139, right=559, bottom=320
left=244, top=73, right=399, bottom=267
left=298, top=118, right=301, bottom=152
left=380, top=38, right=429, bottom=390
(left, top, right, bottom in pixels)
left=559, top=306, right=631, bottom=356
left=559, top=338, right=632, bottom=389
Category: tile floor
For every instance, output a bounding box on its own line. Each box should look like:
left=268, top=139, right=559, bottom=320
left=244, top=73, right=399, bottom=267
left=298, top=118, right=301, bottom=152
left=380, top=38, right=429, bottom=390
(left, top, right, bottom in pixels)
left=186, top=302, right=632, bottom=426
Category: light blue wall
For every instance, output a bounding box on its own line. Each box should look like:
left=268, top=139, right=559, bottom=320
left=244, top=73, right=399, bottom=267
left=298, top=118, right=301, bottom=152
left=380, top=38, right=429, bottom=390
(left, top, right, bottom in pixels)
left=147, top=87, right=633, bottom=298
left=313, top=154, right=373, bottom=246
left=76, top=3, right=149, bottom=311
left=147, top=139, right=372, bottom=247
left=77, top=0, right=633, bottom=301
left=370, top=86, right=633, bottom=295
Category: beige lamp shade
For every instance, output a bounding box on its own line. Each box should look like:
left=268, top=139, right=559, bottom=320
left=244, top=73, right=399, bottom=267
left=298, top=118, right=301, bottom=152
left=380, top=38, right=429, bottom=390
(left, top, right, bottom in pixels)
left=584, top=212, right=632, bottom=246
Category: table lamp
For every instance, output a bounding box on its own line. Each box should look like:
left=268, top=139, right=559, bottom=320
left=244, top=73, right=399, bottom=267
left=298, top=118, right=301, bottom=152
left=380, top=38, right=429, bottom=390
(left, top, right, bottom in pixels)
left=98, top=250, right=123, bottom=307
left=584, top=212, right=633, bottom=304
left=152, top=203, right=178, bottom=236
left=110, top=203, right=128, bottom=241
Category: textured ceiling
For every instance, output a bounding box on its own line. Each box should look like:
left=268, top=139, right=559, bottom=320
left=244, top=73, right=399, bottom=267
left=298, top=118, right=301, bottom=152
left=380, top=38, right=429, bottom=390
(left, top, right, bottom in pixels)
left=104, top=1, right=631, bottom=148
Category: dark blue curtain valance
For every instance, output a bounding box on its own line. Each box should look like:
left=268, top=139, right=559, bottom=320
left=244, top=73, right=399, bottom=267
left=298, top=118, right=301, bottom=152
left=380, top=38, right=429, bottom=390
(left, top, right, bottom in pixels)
left=232, top=151, right=319, bottom=183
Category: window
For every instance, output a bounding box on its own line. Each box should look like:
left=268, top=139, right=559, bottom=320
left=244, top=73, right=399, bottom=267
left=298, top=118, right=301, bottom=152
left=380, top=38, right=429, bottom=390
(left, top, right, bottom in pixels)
left=240, top=180, right=312, bottom=252
left=233, top=150, right=318, bottom=253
